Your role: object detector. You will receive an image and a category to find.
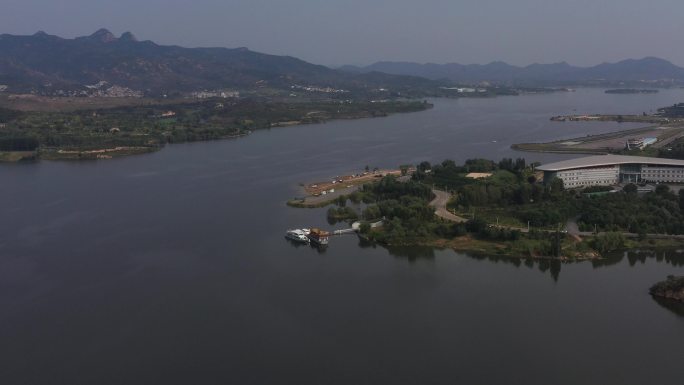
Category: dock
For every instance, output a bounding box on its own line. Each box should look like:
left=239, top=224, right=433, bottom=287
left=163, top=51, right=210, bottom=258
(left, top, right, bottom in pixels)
left=332, top=220, right=383, bottom=236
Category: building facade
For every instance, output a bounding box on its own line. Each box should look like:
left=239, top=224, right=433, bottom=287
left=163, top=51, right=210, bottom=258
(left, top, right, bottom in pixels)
left=538, top=155, right=684, bottom=188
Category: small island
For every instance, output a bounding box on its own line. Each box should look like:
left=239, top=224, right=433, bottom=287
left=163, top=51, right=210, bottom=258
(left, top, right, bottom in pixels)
left=650, top=276, right=684, bottom=302
left=605, top=89, right=659, bottom=94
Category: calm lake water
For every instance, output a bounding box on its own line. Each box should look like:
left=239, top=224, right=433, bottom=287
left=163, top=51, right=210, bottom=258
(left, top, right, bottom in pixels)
left=1, top=88, right=683, bottom=384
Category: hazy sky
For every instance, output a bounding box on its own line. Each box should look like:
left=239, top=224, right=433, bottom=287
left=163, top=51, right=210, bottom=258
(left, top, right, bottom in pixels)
left=3, top=0, right=684, bottom=67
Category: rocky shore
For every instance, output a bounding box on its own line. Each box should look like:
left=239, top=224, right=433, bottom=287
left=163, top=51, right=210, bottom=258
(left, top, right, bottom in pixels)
left=650, top=275, right=684, bottom=302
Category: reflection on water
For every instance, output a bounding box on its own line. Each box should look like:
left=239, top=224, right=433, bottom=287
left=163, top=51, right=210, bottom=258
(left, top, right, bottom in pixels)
left=594, top=249, right=684, bottom=268
left=652, top=296, right=684, bottom=317
left=383, top=244, right=684, bottom=282
left=356, top=237, right=377, bottom=250
left=379, top=241, right=684, bottom=317
left=457, top=251, right=564, bottom=281
left=312, top=243, right=328, bottom=254
left=284, top=238, right=329, bottom=254
left=385, top=245, right=436, bottom=262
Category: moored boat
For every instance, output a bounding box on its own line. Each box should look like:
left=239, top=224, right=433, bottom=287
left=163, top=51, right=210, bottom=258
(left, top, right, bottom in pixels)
left=285, top=229, right=310, bottom=243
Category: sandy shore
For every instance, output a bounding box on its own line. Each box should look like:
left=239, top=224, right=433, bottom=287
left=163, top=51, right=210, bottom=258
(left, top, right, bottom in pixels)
left=289, top=168, right=409, bottom=207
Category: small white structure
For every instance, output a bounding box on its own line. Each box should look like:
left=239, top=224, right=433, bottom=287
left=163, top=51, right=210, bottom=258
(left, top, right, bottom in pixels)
left=626, top=137, right=657, bottom=150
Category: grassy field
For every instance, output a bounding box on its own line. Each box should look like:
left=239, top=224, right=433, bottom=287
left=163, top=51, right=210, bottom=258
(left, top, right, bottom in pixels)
left=0, top=151, right=35, bottom=162
left=456, top=207, right=528, bottom=228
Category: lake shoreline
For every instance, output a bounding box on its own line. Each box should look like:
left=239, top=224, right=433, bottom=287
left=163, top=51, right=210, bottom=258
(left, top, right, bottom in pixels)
left=359, top=231, right=684, bottom=262
left=0, top=99, right=433, bottom=163
left=360, top=233, right=601, bottom=260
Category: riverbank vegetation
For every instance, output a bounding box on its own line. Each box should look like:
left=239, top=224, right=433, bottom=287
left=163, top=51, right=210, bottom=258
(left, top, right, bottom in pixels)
left=0, top=98, right=431, bottom=161
left=327, top=206, right=359, bottom=224
left=319, top=157, right=684, bottom=259
left=320, top=169, right=585, bottom=258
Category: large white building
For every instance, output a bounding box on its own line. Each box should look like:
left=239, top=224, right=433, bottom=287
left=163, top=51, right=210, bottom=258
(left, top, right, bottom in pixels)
left=538, top=155, right=684, bottom=188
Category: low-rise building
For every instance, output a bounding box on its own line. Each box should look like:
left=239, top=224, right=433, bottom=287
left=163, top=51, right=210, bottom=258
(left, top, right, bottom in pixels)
left=538, top=154, right=684, bottom=188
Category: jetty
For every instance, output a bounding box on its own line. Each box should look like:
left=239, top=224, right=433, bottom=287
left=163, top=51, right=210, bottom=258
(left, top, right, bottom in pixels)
left=332, top=220, right=383, bottom=235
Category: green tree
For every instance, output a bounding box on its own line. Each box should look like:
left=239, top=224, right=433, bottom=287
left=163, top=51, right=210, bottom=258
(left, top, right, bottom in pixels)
left=623, top=183, right=637, bottom=194
left=656, top=184, right=670, bottom=195
left=359, top=222, right=371, bottom=234
left=679, top=189, right=684, bottom=210
left=549, top=178, right=564, bottom=195
left=336, top=195, right=347, bottom=207
left=417, top=161, right=431, bottom=173
left=593, top=232, right=625, bottom=254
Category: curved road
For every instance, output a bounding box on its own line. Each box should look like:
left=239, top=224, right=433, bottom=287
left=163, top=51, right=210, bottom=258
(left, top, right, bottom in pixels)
left=429, top=191, right=684, bottom=240
left=430, top=189, right=467, bottom=223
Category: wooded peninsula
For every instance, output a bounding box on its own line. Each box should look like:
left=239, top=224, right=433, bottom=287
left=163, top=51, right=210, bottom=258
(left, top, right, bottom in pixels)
left=313, top=157, right=684, bottom=259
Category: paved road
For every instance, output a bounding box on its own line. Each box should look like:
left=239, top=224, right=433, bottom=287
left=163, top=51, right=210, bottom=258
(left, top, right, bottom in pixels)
left=576, top=231, right=684, bottom=239
left=430, top=189, right=467, bottom=223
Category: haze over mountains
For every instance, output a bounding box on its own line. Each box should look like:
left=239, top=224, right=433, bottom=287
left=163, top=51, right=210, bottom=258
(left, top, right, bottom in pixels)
left=0, top=29, right=437, bottom=96
left=341, top=58, right=684, bottom=86
left=2, top=29, right=684, bottom=97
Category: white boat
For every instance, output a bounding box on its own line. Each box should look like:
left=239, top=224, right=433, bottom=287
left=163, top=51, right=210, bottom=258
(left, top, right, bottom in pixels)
left=285, top=229, right=310, bottom=243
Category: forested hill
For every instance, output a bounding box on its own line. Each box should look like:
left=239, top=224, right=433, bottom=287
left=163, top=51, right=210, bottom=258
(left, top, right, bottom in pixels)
left=0, top=29, right=440, bottom=96
left=341, top=57, right=684, bottom=86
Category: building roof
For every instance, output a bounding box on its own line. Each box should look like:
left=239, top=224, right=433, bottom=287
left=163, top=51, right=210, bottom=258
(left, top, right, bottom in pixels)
left=537, top=154, right=684, bottom=171
left=466, top=172, right=493, bottom=179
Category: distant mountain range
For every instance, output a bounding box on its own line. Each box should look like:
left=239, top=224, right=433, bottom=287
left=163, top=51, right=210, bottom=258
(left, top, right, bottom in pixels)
left=340, top=57, right=684, bottom=86
left=3, top=29, right=683, bottom=96
left=0, top=29, right=439, bottom=96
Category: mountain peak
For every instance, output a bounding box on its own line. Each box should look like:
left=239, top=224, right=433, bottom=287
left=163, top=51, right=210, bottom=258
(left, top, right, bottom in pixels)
left=346, top=57, right=684, bottom=84
left=638, top=56, right=671, bottom=63
left=88, top=28, right=117, bottom=43
left=119, top=31, right=138, bottom=42
left=28, top=30, right=62, bottom=41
